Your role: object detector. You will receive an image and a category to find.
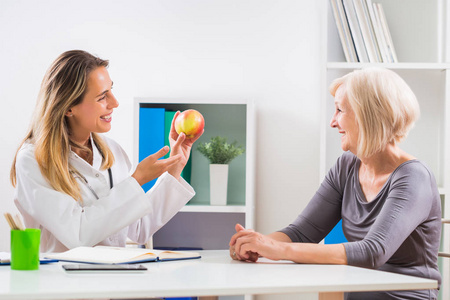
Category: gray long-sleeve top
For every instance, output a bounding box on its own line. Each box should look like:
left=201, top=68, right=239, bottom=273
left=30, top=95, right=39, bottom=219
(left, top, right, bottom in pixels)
left=280, top=152, right=441, bottom=300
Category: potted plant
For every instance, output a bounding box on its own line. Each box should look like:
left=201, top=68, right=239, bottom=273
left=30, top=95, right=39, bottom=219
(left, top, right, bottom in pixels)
left=197, top=136, right=245, bottom=205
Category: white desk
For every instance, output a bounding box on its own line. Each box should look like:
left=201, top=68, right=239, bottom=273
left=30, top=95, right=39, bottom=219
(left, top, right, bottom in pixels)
left=0, top=250, right=437, bottom=300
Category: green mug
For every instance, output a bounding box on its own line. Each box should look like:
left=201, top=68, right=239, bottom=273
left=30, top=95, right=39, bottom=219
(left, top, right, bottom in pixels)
left=10, top=229, right=41, bottom=270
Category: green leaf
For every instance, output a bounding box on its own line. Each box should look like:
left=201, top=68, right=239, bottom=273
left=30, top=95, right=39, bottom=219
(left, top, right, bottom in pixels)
left=197, top=136, right=245, bottom=164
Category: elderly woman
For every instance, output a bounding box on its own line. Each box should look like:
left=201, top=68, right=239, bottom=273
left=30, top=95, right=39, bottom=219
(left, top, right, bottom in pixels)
left=230, top=68, right=441, bottom=299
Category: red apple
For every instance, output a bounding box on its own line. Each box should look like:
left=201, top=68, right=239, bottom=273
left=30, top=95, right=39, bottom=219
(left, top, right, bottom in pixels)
left=174, top=109, right=205, bottom=138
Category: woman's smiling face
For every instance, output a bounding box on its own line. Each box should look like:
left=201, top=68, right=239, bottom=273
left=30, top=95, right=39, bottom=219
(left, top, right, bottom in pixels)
left=330, top=84, right=359, bottom=154
left=66, top=66, right=118, bottom=144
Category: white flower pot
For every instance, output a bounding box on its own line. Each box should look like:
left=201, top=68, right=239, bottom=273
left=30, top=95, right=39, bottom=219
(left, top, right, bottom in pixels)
left=209, top=164, right=229, bottom=206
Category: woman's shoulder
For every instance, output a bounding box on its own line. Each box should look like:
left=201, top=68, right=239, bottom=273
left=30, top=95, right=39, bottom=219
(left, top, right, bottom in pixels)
left=325, top=151, right=359, bottom=186
left=389, top=159, right=439, bottom=198
left=334, top=151, right=359, bottom=171
left=339, top=151, right=358, bottom=163
left=16, top=142, right=36, bottom=161
left=15, top=142, right=39, bottom=170
left=393, top=159, right=434, bottom=180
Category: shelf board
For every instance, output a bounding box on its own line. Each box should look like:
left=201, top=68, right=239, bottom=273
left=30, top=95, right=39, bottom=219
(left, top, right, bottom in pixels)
left=327, top=62, right=450, bottom=70
left=181, top=205, right=246, bottom=213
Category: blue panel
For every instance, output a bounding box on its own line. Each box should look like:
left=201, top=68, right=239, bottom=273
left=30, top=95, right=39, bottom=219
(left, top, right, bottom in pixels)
left=324, top=219, right=348, bottom=244
left=139, top=107, right=165, bottom=192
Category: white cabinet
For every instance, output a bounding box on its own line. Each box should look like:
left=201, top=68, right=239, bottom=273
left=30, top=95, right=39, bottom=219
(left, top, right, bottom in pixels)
left=324, top=0, right=449, bottom=298
left=134, top=98, right=255, bottom=250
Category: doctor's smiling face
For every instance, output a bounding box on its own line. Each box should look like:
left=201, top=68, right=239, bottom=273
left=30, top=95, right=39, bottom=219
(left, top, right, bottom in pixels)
left=66, top=66, right=119, bottom=145
left=330, top=84, right=359, bottom=154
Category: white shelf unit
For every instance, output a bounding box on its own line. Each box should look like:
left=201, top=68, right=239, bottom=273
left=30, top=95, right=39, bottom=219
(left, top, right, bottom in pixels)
left=134, top=98, right=255, bottom=251
left=324, top=0, right=449, bottom=299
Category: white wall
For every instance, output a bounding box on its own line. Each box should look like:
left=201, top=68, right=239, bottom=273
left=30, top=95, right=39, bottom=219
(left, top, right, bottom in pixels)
left=0, top=0, right=323, bottom=260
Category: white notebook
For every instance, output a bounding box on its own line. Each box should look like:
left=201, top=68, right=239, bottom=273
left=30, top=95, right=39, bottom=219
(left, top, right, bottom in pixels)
left=45, top=246, right=201, bottom=264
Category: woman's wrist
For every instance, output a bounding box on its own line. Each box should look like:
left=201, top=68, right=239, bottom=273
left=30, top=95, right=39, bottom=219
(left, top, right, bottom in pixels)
left=167, top=166, right=182, bottom=180
left=168, top=160, right=186, bottom=180
left=281, top=241, right=293, bottom=261
left=131, top=172, right=144, bottom=186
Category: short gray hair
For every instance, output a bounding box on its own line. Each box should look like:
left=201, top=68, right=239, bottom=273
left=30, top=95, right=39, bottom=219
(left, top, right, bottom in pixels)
left=329, top=68, right=420, bottom=158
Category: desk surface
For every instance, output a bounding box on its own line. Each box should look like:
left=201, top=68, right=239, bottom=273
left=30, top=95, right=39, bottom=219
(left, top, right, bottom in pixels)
left=0, top=250, right=438, bottom=300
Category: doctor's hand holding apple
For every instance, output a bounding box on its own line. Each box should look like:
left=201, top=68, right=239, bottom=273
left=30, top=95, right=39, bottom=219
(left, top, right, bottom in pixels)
left=168, top=109, right=205, bottom=180
left=132, top=109, right=204, bottom=185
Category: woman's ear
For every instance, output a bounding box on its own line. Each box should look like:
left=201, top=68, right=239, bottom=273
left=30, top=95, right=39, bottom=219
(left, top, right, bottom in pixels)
left=65, top=109, right=73, bottom=117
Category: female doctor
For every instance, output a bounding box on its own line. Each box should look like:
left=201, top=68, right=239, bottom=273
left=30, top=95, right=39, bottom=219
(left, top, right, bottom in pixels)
left=10, top=50, right=203, bottom=253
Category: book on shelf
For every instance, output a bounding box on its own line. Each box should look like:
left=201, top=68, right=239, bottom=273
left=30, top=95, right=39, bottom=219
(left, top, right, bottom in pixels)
left=342, top=0, right=369, bottom=62
left=365, top=0, right=389, bottom=62
left=330, top=0, right=358, bottom=62
left=331, top=0, right=397, bottom=63
left=353, top=0, right=381, bottom=62
left=45, top=246, right=201, bottom=264
left=374, top=2, right=398, bottom=63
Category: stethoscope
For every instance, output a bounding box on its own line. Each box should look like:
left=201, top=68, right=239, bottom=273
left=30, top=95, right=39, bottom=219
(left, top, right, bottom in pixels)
left=71, top=168, right=113, bottom=200
left=70, top=140, right=114, bottom=200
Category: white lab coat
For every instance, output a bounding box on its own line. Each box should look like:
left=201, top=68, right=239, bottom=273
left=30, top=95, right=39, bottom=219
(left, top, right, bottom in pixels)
left=14, top=135, right=195, bottom=253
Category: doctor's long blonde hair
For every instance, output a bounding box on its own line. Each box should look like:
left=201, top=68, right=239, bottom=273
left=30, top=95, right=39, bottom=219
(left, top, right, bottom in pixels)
left=10, top=50, right=115, bottom=201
